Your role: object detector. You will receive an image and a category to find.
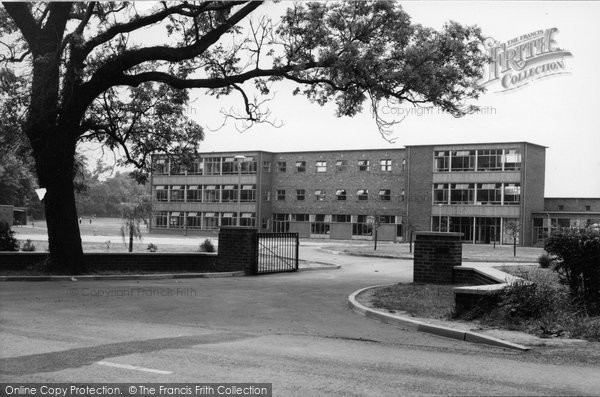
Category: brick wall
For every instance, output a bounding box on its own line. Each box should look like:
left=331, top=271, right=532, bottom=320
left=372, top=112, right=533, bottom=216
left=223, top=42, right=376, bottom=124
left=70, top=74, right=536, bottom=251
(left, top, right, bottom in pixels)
left=452, top=267, right=499, bottom=285
left=405, top=147, right=433, bottom=234
left=217, top=227, right=258, bottom=274
left=413, top=232, right=462, bottom=284
left=522, top=143, right=546, bottom=246
left=0, top=205, right=14, bottom=225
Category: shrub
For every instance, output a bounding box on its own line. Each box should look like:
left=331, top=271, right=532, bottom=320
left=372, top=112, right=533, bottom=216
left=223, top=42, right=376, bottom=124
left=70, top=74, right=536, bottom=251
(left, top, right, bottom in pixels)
left=545, top=228, right=600, bottom=315
left=199, top=239, right=215, bottom=253
left=147, top=243, right=158, bottom=252
left=537, top=253, right=553, bottom=268
left=0, top=221, right=19, bottom=251
left=21, top=239, right=36, bottom=252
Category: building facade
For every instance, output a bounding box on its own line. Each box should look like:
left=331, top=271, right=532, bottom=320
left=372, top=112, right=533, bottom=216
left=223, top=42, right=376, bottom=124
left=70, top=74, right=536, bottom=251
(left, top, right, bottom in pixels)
left=149, top=141, right=596, bottom=246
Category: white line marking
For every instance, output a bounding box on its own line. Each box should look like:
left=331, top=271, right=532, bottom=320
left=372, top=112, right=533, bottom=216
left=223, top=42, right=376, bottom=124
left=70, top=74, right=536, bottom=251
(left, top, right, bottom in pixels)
left=96, top=361, right=173, bottom=375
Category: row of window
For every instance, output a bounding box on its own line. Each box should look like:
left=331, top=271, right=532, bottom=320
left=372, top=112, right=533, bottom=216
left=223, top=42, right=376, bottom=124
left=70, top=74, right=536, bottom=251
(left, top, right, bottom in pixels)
left=555, top=204, right=594, bottom=211
left=434, top=149, right=521, bottom=172
left=154, top=185, right=256, bottom=203
left=266, top=158, right=403, bottom=173
left=153, top=211, right=256, bottom=229
left=154, top=157, right=257, bottom=176
left=433, top=183, right=521, bottom=205
left=271, top=213, right=402, bottom=236
left=270, top=188, right=403, bottom=202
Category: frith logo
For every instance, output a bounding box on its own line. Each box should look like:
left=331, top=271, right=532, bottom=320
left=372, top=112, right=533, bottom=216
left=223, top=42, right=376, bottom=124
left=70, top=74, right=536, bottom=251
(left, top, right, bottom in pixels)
left=480, top=28, right=573, bottom=92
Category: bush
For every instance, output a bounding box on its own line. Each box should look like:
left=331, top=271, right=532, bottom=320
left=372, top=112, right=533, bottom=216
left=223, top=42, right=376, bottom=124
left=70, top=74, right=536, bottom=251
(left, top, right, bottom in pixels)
left=537, top=253, right=553, bottom=268
left=545, top=228, right=600, bottom=315
left=199, top=239, right=215, bottom=253
left=0, top=221, right=19, bottom=251
left=21, top=239, right=36, bottom=252
left=147, top=243, right=158, bottom=252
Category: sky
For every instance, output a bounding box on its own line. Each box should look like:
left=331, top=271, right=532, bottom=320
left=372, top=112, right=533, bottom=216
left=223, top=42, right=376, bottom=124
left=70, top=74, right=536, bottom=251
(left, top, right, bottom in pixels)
left=87, top=1, right=600, bottom=198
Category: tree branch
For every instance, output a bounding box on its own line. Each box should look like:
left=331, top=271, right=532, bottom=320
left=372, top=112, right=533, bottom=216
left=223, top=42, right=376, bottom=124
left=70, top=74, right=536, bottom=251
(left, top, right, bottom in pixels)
left=2, top=2, right=40, bottom=50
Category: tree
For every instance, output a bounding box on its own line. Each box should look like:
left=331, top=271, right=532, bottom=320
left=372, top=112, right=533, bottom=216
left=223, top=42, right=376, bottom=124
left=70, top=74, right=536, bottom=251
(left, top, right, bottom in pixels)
left=505, top=220, right=521, bottom=257
left=119, top=196, right=151, bottom=253
left=0, top=221, right=19, bottom=251
left=1, top=1, right=487, bottom=273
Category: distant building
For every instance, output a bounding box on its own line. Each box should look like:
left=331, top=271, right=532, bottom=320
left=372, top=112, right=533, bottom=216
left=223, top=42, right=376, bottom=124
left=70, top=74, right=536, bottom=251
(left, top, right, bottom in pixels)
left=532, top=198, right=600, bottom=245
left=0, top=205, right=27, bottom=226
left=149, top=142, right=598, bottom=246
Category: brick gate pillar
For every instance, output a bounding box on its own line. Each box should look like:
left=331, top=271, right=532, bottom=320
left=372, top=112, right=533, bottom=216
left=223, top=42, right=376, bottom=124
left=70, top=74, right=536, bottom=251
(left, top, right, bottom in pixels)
left=217, top=227, right=258, bottom=275
left=413, top=232, right=463, bottom=284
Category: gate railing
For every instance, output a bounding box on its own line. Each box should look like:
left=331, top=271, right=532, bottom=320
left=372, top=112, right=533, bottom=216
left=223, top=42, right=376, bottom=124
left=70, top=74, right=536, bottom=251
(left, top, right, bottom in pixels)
left=256, top=232, right=299, bottom=274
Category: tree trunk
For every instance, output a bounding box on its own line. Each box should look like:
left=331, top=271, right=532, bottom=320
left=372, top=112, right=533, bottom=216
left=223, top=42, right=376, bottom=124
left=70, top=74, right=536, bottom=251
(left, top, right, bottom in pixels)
left=129, top=224, right=134, bottom=253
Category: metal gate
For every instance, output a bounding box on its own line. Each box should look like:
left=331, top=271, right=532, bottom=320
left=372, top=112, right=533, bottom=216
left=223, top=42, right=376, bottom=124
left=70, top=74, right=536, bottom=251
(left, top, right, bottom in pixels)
left=256, top=232, right=299, bottom=274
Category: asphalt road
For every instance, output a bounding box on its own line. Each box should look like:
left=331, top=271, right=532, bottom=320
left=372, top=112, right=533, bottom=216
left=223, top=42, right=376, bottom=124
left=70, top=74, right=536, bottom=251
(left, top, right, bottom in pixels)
left=1, top=246, right=600, bottom=396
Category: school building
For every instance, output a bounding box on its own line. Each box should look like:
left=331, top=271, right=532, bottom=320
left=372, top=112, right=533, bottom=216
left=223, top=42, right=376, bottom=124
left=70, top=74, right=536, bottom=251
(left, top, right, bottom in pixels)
left=149, top=142, right=600, bottom=246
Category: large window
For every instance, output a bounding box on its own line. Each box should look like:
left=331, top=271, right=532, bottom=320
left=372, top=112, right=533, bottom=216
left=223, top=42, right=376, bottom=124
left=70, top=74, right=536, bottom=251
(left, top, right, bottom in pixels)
left=295, top=160, right=306, bottom=173
left=220, top=212, right=236, bottom=227
left=272, top=213, right=290, bottom=232
left=333, top=214, right=351, bottom=223
left=357, top=189, right=368, bottom=201
left=311, top=214, right=330, bottom=235
left=352, top=215, right=372, bottom=236
left=450, top=183, right=475, bottom=204
left=503, top=183, right=521, bottom=205
left=336, top=189, right=347, bottom=201
left=434, top=151, right=450, bottom=172
left=240, top=213, right=256, bottom=227
left=358, top=160, right=370, bottom=171
left=153, top=211, right=168, bottom=228
left=186, top=212, right=201, bottom=229
left=188, top=159, right=203, bottom=175
left=433, top=184, right=449, bottom=204
left=204, top=157, right=221, bottom=175
left=169, top=212, right=184, bottom=228
left=477, top=149, right=502, bottom=171
left=186, top=185, right=201, bottom=202
left=503, top=149, right=521, bottom=171
left=203, top=185, right=220, bottom=202
left=203, top=212, right=219, bottom=229
left=169, top=185, right=184, bottom=202
left=450, top=150, right=476, bottom=172
left=222, top=157, right=236, bottom=175
left=240, top=185, right=256, bottom=202
left=170, top=161, right=185, bottom=175
left=316, top=161, right=327, bottom=173
left=476, top=183, right=502, bottom=205
left=379, top=215, right=395, bottom=224
left=221, top=185, right=238, bottom=202
left=153, top=158, right=168, bottom=175
left=155, top=186, right=168, bottom=202
left=379, top=189, right=391, bottom=201
left=240, top=157, right=256, bottom=174
left=292, top=214, right=309, bottom=222
left=336, top=160, right=348, bottom=172
left=380, top=159, right=392, bottom=171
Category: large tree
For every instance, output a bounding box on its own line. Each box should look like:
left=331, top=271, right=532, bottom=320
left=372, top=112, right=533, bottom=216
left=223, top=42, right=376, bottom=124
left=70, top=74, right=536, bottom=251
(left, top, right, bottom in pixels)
left=1, top=1, right=486, bottom=273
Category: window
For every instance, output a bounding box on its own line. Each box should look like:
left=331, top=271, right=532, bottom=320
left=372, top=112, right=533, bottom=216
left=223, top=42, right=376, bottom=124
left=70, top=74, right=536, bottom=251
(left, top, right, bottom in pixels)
left=503, top=149, right=521, bottom=171
left=336, top=189, right=347, bottom=201
left=169, top=212, right=184, bottom=228
left=153, top=158, right=168, bottom=175
left=203, top=185, right=220, bottom=202
left=240, top=185, right=256, bottom=202
left=503, top=183, right=521, bottom=205
left=357, top=189, right=368, bottom=201
left=240, top=213, right=256, bottom=227
left=204, top=157, right=221, bottom=175
left=358, top=160, right=370, bottom=171
left=401, top=159, right=406, bottom=172
left=378, top=189, right=391, bottom=201
left=316, top=161, right=327, bottom=173
left=433, top=184, right=449, bottom=204
left=153, top=211, right=168, bottom=228
left=450, top=183, right=475, bottom=204
left=277, top=161, right=286, bottom=172
left=155, top=186, right=168, bottom=202
left=401, top=189, right=405, bottom=202
left=585, top=205, right=592, bottom=211
left=476, top=183, right=502, bottom=205
left=336, top=160, right=348, bottom=172
left=296, top=189, right=305, bottom=201
left=272, top=213, right=290, bottom=232
left=352, top=215, right=373, bottom=236
left=186, top=185, right=201, bottom=202
left=169, top=185, right=184, bottom=202
left=311, top=214, right=330, bottom=235
left=276, top=189, right=286, bottom=201
left=262, top=190, right=271, bottom=202
left=434, top=151, right=450, bottom=172
left=379, top=215, right=395, bottom=224
left=477, top=149, right=503, bottom=171
left=186, top=212, right=201, bottom=229
left=220, top=212, right=236, bottom=227
left=263, top=161, right=271, bottom=172
left=450, top=150, right=476, bottom=172
left=203, top=212, right=219, bottom=229
left=292, top=214, right=309, bottom=222
left=295, top=161, right=306, bottom=173
left=333, top=214, right=351, bottom=223
left=221, top=185, right=238, bottom=202
left=240, top=157, right=256, bottom=174
left=558, top=205, right=564, bottom=211
left=221, top=157, right=236, bottom=175
left=315, top=190, right=326, bottom=201
left=188, top=159, right=203, bottom=175
left=170, top=161, right=185, bottom=175
left=380, top=159, right=392, bottom=171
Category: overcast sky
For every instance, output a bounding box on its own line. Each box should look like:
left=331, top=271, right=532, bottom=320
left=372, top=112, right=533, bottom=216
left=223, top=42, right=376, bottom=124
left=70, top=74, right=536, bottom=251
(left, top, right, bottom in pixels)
left=88, top=1, right=600, bottom=198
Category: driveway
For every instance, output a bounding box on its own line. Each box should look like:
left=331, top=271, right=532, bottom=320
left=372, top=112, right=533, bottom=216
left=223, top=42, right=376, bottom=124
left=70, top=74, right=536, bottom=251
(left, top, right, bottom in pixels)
left=1, top=246, right=600, bottom=395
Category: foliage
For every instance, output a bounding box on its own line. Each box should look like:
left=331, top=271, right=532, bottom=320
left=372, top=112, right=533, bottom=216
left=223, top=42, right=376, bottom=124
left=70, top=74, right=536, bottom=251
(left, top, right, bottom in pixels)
left=147, top=243, right=158, bottom=253
left=120, top=197, right=151, bottom=253
left=505, top=220, right=521, bottom=257
left=544, top=228, right=600, bottom=315
left=538, top=253, right=554, bottom=269
left=199, top=239, right=215, bottom=253
left=20, top=239, right=35, bottom=252
left=0, top=221, right=19, bottom=251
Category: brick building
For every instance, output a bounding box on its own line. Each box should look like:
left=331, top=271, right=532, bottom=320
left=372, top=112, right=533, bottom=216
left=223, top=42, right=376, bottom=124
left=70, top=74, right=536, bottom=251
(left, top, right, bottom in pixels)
left=149, top=141, right=597, bottom=246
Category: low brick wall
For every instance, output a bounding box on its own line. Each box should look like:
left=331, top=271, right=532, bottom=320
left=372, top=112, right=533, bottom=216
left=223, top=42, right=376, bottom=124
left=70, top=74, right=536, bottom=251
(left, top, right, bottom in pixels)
left=217, top=227, right=258, bottom=275
left=452, top=267, right=499, bottom=285
left=413, top=232, right=463, bottom=284
left=0, top=252, right=219, bottom=272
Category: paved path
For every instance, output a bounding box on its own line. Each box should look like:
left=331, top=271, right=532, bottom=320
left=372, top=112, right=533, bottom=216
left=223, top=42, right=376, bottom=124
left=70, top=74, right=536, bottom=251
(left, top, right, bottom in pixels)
left=1, top=247, right=600, bottom=395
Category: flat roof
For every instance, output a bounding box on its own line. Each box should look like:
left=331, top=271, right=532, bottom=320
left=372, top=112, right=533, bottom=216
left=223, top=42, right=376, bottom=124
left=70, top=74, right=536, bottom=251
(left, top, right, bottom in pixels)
left=405, top=141, right=548, bottom=149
